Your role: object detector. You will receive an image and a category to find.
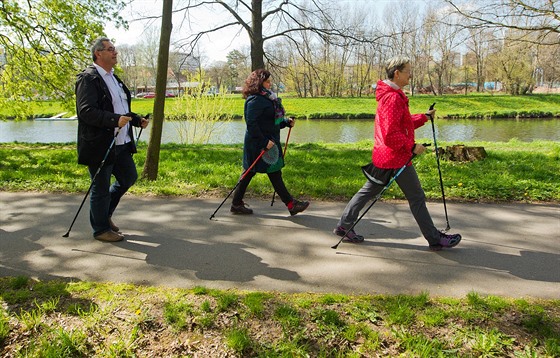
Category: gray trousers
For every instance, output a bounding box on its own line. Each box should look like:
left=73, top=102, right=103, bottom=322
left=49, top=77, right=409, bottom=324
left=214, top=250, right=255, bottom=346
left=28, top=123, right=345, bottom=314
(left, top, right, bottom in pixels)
left=337, top=165, right=440, bottom=245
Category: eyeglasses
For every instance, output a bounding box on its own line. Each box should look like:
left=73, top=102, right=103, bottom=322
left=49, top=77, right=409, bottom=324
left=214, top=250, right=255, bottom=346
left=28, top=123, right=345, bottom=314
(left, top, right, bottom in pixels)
left=100, top=47, right=116, bottom=52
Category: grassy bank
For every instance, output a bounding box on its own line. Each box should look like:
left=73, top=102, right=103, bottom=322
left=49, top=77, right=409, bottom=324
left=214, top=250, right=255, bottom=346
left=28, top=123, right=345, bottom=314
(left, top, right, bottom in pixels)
left=2, top=94, right=560, bottom=120
left=1, top=140, right=559, bottom=203
left=1, top=277, right=558, bottom=357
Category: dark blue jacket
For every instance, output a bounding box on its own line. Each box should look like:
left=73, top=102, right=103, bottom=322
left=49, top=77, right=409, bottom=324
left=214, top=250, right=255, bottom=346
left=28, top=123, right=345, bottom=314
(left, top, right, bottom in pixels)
left=243, top=93, right=288, bottom=173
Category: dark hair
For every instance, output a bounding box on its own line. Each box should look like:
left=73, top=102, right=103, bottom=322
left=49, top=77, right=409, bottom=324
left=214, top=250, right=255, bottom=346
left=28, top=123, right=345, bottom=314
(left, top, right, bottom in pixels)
left=91, top=37, right=111, bottom=62
left=385, top=56, right=410, bottom=80
left=242, top=69, right=270, bottom=98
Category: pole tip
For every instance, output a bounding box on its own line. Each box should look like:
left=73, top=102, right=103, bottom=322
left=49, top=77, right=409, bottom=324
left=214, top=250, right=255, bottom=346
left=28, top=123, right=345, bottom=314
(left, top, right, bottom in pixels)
left=62, top=233, right=69, bottom=237
left=331, top=244, right=338, bottom=249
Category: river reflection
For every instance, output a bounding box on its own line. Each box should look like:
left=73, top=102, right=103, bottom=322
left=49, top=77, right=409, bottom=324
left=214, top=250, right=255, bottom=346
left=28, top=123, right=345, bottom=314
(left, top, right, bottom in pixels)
left=0, top=118, right=558, bottom=144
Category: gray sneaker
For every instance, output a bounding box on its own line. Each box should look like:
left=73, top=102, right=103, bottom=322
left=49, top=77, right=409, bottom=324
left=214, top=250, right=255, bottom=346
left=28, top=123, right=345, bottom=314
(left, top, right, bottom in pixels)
left=333, top=226, right=364, bottom=243
left=430, top=231, right=461, bottom=251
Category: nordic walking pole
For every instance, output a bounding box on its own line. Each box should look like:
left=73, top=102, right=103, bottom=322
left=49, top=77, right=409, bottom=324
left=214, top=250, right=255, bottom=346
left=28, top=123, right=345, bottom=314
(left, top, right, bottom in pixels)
left=135, top=114, right=150, bottom=143
left=271, top=125, right=292, bottom=206
left=427, top=102, right=451, bottom=231
left=209, top=149, right=267, bottom=220
left=330, top=144, right=430, bottom=250
left=331, top=156, right=414, bottom=249
left=62, top=129, right=121, bottom=237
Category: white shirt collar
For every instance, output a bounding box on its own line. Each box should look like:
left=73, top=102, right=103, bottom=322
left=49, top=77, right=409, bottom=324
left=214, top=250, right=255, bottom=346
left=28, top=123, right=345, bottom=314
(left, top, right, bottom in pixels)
left=93, top=63, right=113, bottom=77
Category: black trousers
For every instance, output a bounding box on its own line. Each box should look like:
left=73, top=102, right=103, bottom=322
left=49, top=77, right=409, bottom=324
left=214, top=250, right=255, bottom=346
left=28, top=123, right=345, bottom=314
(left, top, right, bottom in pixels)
left=232, top=170, right=292, bottom=205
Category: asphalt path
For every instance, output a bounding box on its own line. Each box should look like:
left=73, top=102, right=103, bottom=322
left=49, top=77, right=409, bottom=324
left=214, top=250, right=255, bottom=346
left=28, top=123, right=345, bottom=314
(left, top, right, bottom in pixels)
left=1, top=191, right=559, bottom=298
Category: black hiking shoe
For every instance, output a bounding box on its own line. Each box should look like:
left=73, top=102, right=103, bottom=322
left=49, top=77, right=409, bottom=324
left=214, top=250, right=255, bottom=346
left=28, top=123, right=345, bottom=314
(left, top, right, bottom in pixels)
left=288, top=200, right=309, bottom=216
left=230, top=201, right=253, bottom=214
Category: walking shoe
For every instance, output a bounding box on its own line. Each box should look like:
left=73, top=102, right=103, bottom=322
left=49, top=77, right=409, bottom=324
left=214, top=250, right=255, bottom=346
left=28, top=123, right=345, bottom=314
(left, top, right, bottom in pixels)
left=109, top=218, right=120, bottom=233
left=230, top=201, right=253, bottom=214
left=429, top=244, right=443, bottom=251
left=333, top=226, right=364, bottom=243
left=94, top=230, right=124, bottom=242
left=288, top=199, right=309, bottom=216
left=430, top=231, right=461, bottom=251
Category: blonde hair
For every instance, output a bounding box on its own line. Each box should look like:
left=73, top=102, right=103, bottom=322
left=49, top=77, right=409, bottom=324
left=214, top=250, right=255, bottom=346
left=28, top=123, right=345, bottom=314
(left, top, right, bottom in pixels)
left=385, top=56, right=410, bottom=80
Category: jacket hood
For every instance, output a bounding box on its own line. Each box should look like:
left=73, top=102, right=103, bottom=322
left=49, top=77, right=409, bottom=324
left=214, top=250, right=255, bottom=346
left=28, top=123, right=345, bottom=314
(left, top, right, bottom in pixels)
left=376, top=79, right=408, bottom=102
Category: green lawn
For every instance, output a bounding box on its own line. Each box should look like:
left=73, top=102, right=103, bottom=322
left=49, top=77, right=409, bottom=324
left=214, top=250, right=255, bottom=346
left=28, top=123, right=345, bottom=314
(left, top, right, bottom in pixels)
left=1, top=277, right=558, bottom=357
left=1, top=140, right=559, bottom=202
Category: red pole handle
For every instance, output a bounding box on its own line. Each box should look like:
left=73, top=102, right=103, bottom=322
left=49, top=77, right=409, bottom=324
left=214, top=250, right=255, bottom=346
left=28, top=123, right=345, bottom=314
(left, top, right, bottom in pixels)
left=240, top=149, right=266, bottom=181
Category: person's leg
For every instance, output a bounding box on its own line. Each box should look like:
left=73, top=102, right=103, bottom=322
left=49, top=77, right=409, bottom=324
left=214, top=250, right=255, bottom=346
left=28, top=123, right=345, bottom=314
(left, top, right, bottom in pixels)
left=88, top=161, right=113, bottom=236
left=337, top=180, right=382, bottom=229
left=231, top=170, right=256, bottom=214
left=108, top=143, right=138, bottom=217
left=268, top=171, right=309, bottom=215
left=267, top=171, right=292, bottom=204
left=232, top=170, right=256, bottom=205
left=395, top=165, right=440, bottom=245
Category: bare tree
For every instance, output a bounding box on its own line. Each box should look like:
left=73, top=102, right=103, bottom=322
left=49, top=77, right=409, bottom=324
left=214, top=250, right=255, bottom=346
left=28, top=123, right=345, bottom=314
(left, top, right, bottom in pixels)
left=382, top=1, right=423, bottom=94
left=443, top=0, right=560, bottom=44
left=421, top=4, right=464, bottom=95
left=171, top=0, right=386, bottom=71
left=137, top=27, right=161, bottom=88
left=117, top=44, right=144, bottom=95
left=464, top=27, right=494, bottom=92
left=206, top=60, right=228, bottom=90
left=534, top=33, right=560, bottom=89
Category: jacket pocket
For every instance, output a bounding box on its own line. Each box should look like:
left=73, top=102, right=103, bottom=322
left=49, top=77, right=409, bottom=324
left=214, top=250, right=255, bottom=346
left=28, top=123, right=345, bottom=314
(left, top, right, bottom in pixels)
left=78, top=130, right=114, bottom=166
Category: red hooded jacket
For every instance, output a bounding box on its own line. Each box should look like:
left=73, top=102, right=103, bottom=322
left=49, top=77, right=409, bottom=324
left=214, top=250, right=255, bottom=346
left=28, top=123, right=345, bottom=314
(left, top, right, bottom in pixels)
left=372, top=80, right=428, bottom=169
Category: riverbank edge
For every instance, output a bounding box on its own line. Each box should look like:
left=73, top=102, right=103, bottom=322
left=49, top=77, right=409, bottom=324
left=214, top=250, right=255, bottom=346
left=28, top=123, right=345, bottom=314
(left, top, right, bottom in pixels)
left=6, top=110, right=560, bottom=121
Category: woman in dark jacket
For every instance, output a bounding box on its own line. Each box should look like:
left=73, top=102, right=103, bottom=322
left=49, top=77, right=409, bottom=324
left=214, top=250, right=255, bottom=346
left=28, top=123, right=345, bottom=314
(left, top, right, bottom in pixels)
left=231, top=69, right=309, bottom=216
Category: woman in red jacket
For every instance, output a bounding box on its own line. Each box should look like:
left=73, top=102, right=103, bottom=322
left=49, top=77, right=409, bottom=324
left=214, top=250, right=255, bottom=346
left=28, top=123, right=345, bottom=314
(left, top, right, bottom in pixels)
left=333, top=56, right=461, bottom=251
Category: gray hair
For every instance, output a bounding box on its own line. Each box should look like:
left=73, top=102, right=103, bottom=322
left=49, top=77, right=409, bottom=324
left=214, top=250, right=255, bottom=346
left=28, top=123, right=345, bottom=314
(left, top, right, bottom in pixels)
left=91, top=37, right=111, bottom=62
left=385, top=56, right=410, bottom=80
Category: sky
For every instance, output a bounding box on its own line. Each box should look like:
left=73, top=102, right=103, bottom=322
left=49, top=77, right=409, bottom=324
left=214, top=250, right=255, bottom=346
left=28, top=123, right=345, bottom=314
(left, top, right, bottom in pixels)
left=104, top=0, right=425, bottom=64
left=104, top=0, right=250, bottom=64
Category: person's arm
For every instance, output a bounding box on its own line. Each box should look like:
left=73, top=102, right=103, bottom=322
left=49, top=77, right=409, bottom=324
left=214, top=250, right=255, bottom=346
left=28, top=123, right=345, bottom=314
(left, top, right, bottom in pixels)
left=411, top=113, right=429, bottom=129
left=75, top=74, right=121, bottom=128
left=244, top=96, right=270, bottom=149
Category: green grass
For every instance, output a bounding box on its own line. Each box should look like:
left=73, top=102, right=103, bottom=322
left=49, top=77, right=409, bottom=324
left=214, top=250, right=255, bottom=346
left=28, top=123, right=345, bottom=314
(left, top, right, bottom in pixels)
left=2, top=93, right=559, bottom=119
left=1, top=277, right=558, bottom=356
left=1, top=140, right=559, bottom=202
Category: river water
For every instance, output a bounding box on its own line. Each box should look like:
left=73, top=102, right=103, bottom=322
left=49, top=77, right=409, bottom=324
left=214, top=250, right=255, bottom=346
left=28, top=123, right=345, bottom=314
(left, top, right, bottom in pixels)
left=0, top=118, right=558, bottom=144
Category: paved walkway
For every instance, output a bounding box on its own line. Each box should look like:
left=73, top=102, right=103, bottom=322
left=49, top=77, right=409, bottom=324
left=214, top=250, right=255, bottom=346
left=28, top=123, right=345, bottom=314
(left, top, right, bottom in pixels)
left=1, top=191, right=559, bottom=298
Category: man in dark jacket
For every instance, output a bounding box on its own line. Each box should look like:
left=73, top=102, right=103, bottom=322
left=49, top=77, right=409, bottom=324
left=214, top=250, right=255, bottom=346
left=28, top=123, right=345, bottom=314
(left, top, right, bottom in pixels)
left=75, top=37, right=148, bottom=242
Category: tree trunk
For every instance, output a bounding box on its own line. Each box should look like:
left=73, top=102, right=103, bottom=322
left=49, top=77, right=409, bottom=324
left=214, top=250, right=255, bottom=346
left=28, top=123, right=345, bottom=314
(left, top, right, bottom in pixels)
left=142, top=0, right=173, bottom=180
left=439, top=145, right=487, bottom=162
left=250, top=0, right=265, bottom=70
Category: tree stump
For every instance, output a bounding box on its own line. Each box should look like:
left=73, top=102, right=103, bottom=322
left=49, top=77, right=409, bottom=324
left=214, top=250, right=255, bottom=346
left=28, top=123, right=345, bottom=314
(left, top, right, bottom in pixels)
left=437, top=145, right=487, bottom=162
